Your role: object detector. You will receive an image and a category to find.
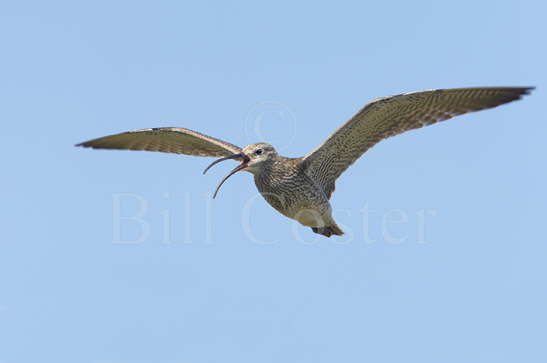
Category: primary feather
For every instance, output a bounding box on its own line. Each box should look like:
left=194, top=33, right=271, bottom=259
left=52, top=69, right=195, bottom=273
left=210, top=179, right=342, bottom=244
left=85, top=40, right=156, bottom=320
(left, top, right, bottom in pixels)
left=302, top=87, right=534, bottom=198
left=76, top=127, right=242, bottom=157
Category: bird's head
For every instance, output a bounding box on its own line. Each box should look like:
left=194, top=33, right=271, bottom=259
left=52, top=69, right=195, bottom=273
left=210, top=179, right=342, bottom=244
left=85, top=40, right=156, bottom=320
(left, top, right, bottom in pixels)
left=203, top=143, right=277, bottom=198
left=241, top=143, right=277, bottom=172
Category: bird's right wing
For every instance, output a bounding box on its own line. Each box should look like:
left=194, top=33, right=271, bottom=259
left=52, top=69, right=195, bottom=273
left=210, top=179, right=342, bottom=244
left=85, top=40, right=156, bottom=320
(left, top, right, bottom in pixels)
left=301, top=87, right=533, bottom=198
left=76, top=127, right=242, bottom=157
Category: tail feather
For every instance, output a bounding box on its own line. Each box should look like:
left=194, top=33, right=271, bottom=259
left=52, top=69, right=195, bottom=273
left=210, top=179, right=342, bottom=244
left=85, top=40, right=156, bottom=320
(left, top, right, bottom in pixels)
left=311, top=225, right=344, bottom=237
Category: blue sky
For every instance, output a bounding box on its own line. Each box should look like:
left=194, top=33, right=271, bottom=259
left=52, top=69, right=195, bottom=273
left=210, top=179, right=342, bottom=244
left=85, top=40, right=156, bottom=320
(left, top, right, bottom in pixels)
left=1, top=1, right=546, bottom=362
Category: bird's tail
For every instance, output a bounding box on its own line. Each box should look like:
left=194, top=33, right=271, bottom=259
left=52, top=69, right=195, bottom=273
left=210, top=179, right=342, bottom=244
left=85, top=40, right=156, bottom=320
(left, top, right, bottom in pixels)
left=312, top=224, right=345, bottom=237
left=328, top=224, right=344, bottom=236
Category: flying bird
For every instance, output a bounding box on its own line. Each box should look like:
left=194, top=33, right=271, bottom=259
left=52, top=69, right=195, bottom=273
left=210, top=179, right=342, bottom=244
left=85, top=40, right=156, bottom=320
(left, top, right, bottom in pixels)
left=77, top=87, right=533, bottom=237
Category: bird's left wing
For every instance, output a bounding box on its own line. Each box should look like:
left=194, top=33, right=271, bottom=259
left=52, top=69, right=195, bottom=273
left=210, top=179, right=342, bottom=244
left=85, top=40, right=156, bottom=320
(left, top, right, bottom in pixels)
left=301, top=87, right=533, bottom=198
left=76, top=127, right=242, bottom=157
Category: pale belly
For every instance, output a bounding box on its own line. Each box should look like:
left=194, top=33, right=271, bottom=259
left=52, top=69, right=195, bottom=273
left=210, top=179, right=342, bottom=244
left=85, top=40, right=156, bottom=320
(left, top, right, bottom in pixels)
left=288, top=206, right=329, bottom=227
left=256, top=176, right=333, bottom=228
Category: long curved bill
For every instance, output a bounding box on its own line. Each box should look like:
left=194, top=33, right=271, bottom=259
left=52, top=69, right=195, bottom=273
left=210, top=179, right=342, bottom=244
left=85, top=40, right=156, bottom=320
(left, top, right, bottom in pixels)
left=202, top=153, right=250, bottom=199
left=203, top=153, right=244, bottom=175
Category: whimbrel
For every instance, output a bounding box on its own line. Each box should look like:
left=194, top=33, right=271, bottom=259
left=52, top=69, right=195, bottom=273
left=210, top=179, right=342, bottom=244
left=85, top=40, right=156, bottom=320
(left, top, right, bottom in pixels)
left=77, top=87, right=533, bottom=237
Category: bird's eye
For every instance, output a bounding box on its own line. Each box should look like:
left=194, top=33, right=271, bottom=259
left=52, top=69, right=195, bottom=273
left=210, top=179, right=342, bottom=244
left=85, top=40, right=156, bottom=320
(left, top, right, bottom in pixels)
left=255, top=149, right=263, bottom=155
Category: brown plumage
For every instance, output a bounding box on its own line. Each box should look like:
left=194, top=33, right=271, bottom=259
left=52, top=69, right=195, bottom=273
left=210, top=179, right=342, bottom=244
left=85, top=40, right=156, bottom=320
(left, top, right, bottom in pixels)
left=77, top=86, right=533, bottom=237
left=77, top=127, right=242, bottom=157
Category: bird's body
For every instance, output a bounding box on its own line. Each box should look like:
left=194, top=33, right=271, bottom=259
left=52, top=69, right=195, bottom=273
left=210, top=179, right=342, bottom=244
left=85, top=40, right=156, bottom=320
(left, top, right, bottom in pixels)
left=77, top=86, right=533, bottom=237
left=247, top=150, right=343, bottom=236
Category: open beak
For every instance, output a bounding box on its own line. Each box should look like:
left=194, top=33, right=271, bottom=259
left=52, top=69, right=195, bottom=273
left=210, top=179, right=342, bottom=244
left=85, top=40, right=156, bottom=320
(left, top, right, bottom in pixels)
left=203, top=152, right=250, bottom=198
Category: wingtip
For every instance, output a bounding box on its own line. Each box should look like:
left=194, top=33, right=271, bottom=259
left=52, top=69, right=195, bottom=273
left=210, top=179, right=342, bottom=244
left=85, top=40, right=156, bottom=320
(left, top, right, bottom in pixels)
left=501, top=86, right=535, bottom=101
left=75, top=141, right=90, bottom=148
left=515, top=86, right=535, bottom=100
